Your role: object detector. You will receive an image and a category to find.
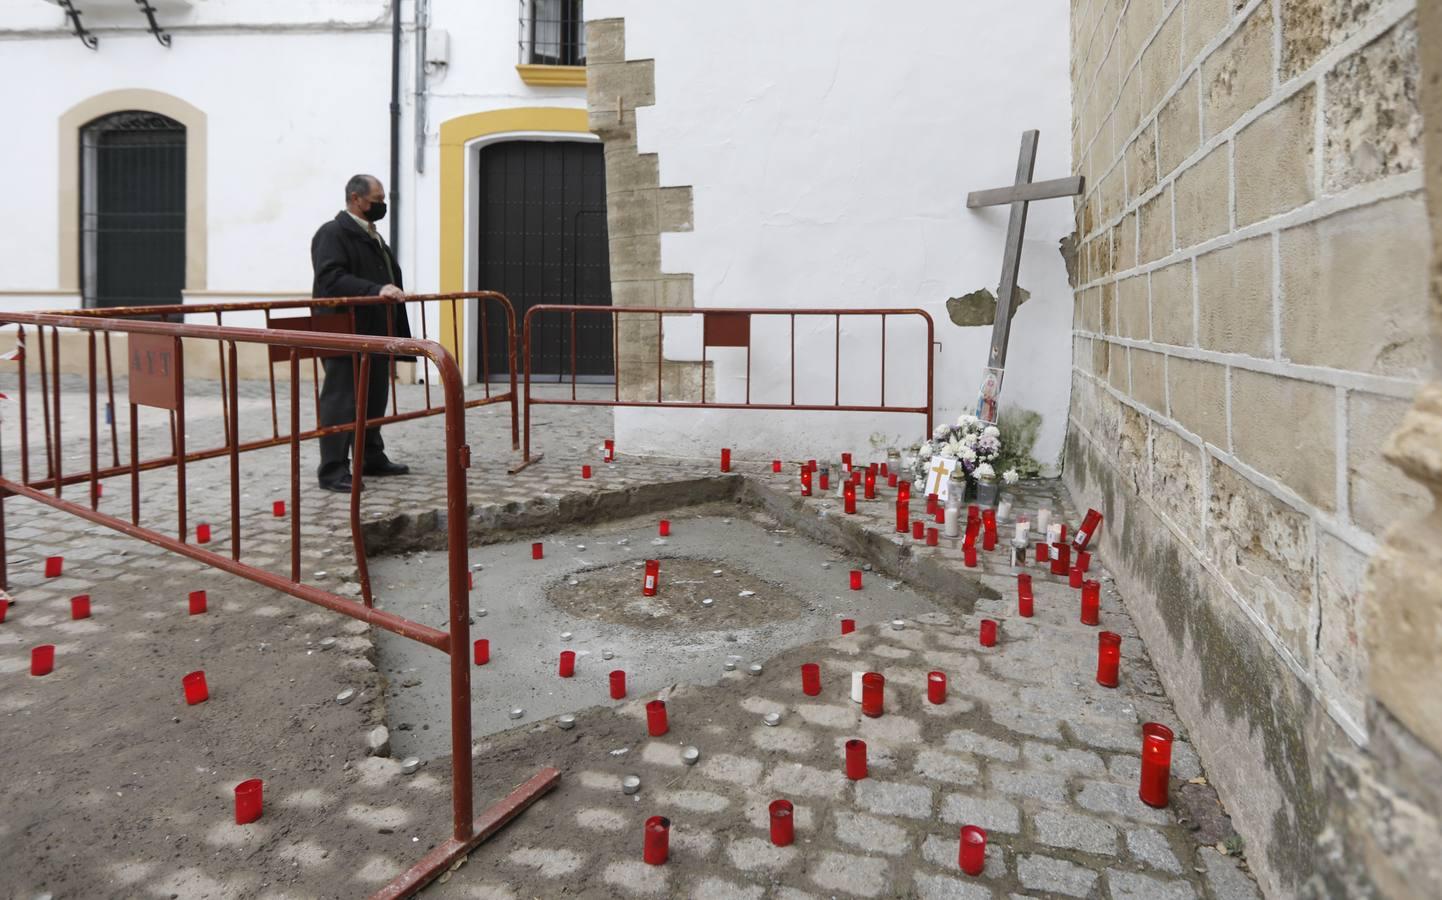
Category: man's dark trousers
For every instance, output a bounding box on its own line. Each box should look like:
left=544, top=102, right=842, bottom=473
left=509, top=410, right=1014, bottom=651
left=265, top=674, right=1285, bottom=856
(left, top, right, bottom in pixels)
left=317, top=355, right=391, bottom=484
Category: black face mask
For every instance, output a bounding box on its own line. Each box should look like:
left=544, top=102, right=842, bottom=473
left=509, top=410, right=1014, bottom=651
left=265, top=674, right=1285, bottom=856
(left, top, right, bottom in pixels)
left=362, top=200, right=387, bottom=222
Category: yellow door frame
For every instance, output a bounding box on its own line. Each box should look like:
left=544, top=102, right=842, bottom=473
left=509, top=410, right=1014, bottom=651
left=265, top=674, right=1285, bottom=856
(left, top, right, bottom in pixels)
left=437, top=107, right=592, bottom=376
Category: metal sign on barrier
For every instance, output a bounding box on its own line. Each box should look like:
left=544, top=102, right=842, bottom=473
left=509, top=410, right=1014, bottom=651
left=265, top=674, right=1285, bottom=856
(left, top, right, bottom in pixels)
left=267, top=313, right=352, bottom=361
left=703, top=312, right=751, bottom=348
left=128, top=333, right=182, bottom=410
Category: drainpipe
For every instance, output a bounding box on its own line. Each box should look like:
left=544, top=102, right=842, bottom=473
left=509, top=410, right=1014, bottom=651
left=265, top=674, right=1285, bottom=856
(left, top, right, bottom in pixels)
left=389, top=0, right=402, bottom=255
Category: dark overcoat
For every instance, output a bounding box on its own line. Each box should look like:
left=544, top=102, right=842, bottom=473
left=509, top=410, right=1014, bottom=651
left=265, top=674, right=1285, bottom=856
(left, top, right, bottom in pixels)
left=310, top=211, right=414, bottom=346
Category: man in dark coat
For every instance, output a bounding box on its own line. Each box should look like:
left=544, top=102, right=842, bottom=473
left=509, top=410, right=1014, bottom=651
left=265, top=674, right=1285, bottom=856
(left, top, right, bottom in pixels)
left=311, top=174, right=413, bottom=492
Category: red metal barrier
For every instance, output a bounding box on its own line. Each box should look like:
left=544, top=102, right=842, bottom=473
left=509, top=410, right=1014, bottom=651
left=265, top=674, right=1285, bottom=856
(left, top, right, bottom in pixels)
left=517, top=304, right=935, bottom=468
left=0, top=310, right=555, bottom=899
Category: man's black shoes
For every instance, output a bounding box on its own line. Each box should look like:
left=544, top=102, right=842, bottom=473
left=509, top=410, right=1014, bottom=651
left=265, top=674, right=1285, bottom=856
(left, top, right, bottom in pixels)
left=364, top=459, right=410, bottom=477
left=319, top=473, right=354, bottom=493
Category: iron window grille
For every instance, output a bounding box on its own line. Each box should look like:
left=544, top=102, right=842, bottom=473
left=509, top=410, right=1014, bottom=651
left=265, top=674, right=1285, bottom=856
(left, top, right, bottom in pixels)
left=518, top=0, right=585, bottom=66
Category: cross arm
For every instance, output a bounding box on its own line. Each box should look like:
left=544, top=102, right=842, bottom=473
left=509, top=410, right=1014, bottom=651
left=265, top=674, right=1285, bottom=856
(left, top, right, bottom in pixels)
left=966, top=175, right=1085, bottom=208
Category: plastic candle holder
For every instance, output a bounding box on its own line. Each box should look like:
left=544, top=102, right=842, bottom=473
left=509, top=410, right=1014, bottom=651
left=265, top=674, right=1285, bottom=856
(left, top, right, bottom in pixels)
left=819, top=470, right=830, bottom=491
left=183, top=670, right=210, bottom=705
left=864, top=473, right=876, bottom=500
left=860, top=672, right=885, bottom=718
left=849, top=570, right=863, bottom=591
left=581, top=465, right=592, bottom=479
left=720, top=448, right=731, bottom=472
left=801, top=468, right=813, bottom=496
left=967, top=504, right=979, bottom=523
left=646, top=699, right=669, bottom=737
left=926, top=495, right=938, bottom=516
left=896, top=501, right=910, bottom=534
left=959, top=825, right=987, bottom=876
left=44, top=556, right=63, bottom=578
left=1069, top=565, right=1084, bottom=588
left=927, top=671, right=947, bottom=704
left=983, top=530, right=996, bottom=551
left=841, top=452, right=852, bottom=468
left=912, top=520, right=925, bottom=540
left=963, top=545, right=978, bottom=568
left=234, top=779, right=264, bottom=825
left=473, top=638, right=490, bottom=665
left=31, top=644, right=55, bottom=676
left=610, top=669, right=627, bottom=700
left=604, top=439, right=615, bottom=462
left=979, top=619, right=998, bottom=647
left=1073, top=508, right=1103, bottom=550
left=845, top=738, right=868, bottom=779
left=189, top=590, right=207, bottom=615
left=658, top=519, right=670, bottom=537
left=769, top=799, right=795, bottom=846
left=772, top=459, right=782, bottom=473
left=1081, top=580, right=1101, bottom=625
left=1036, top=542, right=1050, bottom=563
left=844, top=489, right=857, bottom=515
left=0, top=599, right=9, bottom=623
left=897, top=482, right=911, bottom=502
left=1139, top=722, right=1174, bottom=807
left=840, top=618, right=856, bottom=635
left=1097, top=632, right=1121, bottom=688
left=70, top=594, right=91, bottom=620
left=643, top=815, right=670, bottom=865
left=888, top=472, right=898, bottom=487
left=1051, top=543, right=1072, bottom=575
left=801, top=663, right=821, bottom=696
left=531, top=542, right=544, bottom=560
left=1058, top=523, right=1068, bottom=543
left=197, top=523, right=212, bottom=544
left=1076, top=550, right=1092, bottom=573
left=559, top=650, right=576, bottom=678
left=934, top=507, right=946, bottom=525
left=1018, top=593, right=1034, bottom=618
left=273, top=500, right=286, bottom=517
left=925, top=527, right=939, bottom=547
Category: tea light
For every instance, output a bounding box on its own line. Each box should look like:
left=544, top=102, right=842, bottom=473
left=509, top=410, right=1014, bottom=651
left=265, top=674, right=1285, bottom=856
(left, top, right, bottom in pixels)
left=561, top=631, right=573, bottom=642
left=748, top=663, right=764, bottom=676
left=509, top=708, right=525, bottom=720
left=682, top=746, right=700, bottom=765
left=336, top=688, right=356, bottom=705
left=400, top=757, right=421, bottom=775
left=891, top=619, right=905, bottom=631
left=558, top=714, right=576, bottom=730
left=763, top=712, right=782, bottom=727
left=622, top=775, right=642, bottom=795
left=602, top=649, right=614, bottom=660
left=701, top=598, right=715, bottom=608
left=724, top=660, right=737, bottom=671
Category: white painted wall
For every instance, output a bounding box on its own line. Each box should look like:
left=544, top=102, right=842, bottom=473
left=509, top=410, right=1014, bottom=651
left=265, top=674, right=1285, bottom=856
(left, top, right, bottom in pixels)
left=590, top=0, right=1075, bottom=469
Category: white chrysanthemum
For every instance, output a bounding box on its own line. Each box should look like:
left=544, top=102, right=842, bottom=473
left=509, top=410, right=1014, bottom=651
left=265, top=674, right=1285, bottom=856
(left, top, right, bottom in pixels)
left=913, top=477, right=925, bottom=490
left=1002, top=468, right=1020, bottom=485
left=961, top=432, right=979, bottom=447
left=940, top=438, right=965, bottom=458
left=933, top=424, right=951, bottom=440
left=959, top=446, right=977, bottom=463
left=974, top=462, right=994, bottom=479
left=957, top=414, right=980, bottom=430
left=983, top=425, right=1000, bottom=438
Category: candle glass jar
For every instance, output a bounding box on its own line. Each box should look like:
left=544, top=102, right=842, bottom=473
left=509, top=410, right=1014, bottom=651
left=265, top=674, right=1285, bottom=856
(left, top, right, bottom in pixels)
left=643, top=815, right=670, bottom=865
left=861, top=672, right=885, bottom=717
left=801, top=663, right=821, bottom=695
left=959, top=825, right=987, bottom=876
left=1097, top=632, right=1121, bottom=687
left=845, top=738, right=868, bottom=780
left=1081, top=580, right=1101, bottom=625
left=1139, top=723, right=1174, bottom=807
left=769, top=799, right=795, bottom=847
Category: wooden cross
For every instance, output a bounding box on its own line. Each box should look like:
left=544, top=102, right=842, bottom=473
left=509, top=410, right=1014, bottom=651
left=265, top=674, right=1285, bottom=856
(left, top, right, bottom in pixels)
left=967, top=130, right=1085, bottom=369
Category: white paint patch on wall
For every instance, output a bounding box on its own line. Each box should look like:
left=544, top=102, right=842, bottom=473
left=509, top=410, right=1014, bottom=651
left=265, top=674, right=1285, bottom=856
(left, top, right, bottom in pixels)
left=591, top=0, right=1075, bottom=469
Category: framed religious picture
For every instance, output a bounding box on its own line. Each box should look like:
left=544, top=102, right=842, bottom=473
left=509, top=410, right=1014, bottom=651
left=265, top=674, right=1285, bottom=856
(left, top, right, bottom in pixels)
left=975, top=367, right=1004, bottom=425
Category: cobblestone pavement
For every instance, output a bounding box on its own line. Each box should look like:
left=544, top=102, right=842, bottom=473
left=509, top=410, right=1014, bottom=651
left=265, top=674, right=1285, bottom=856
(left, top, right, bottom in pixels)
left=0, top=374, right=1262, bottom=898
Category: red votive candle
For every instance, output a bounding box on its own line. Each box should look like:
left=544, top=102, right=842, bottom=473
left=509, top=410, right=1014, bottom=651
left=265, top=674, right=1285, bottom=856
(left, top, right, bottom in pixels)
left=234, top=779, right=264, bottom=825
left=841, top=618, right=856, bottom=635
left=841, top=452, right=852, bottom=468
left=1017, top=573, right=1032, bottom=595
left=881, top=462, right=889, bottom=477
left=967, top=504, right=979, bottom=523
left=965, top=522, right=980, bottom=546
left=926, top=494, right=938, bottom=515
left=183, top=670, right=209, bottom=705
left=197, top=523, right=211, bottom=544
left=273, top=500, right=286, bottom=517
left=926, top=527, right=939, bottom=547
left=559, top=649, right=576, bottom=678
left=819, top=470, right=830, bottom=491
left=801, top=663, right=821, bottom=696
left=0, top=599, right=9, bottom=623
left=1069, top=565, right=1084, bottom=588
left=610, top=669, right=627, bottom=700
left=979, top=619, right=998, bottom=647
left=1018, top=592, right=1034, bottom=618
left=1097, top=632, right=1121, bottom=688
left=1081, top=580, right=1101, bottom=625
left=912, top=520, right=925, bottom=540
left=964, top=545, right=978, bottom=568
left=70, top=594, right=91, bottom=620
left=864, top=472, right=876, bottom=500
left=844, top=488, right=857, bottom=515
left=888, top=472, right=898, bottom=487
left=934, top=507, right=946, bottom=525
left=720, top=448, right=731, bottom=472
left=1076, top=550, right=1092, bottom=573
left=983, top=529, right=996, bottom=551
left=31, top=644, right=55, bottom=676
left=769, top=799, right=795, bottom=846
left=643, top=815, right=670, bottom=865
left=849, top=570, right=862, bottom=591
left=474, top=639, right=490, bottom=665
left=896, top=500, right=910, bottom=534
left=604, top=439, right=615, bottom=462
left=581, top=465, right=592, bottom=479
left=646, top=699, right=669, bottom=736
left=801, top=468, right=813, bottom=496
left=189, top=590, right=207, bottom=615
left=1073, top=508, right=1103, bottom=551
left=1036, top=542, right=1050, bottom=563
left=531, top=542, right=543, bottom=560
left=808, top=459, right=818, bottom=472
left=772, top=459, right=782, bottom=473
left=1058, top=523, right=1068, bottom=543
left=1139, top=723, right=1174, bottom=808
left=845, top=738, right=868, bottom=779
left=927, top=671, right=947, bottom=704
left=959, top=825, right=987, bottom=876
left=642, top=559, right=660, bottom=597
left=1051, top=543, right=1071, bottom=575
left=898, top=481, right=911, bottom=502
left=861, top=672, right=885, bottom=718
left=867, top=462, right=878, bottom=478
left=658, top=519, right=670, bottom=537
left=44, top=556, right=63, bottom=578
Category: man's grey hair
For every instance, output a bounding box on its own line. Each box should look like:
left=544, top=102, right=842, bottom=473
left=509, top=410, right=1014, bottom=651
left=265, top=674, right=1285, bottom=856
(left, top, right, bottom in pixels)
left=345, top=174, right=378, bottom=202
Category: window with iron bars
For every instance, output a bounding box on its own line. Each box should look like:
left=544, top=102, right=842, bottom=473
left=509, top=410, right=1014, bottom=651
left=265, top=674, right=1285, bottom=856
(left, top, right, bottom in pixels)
left=518, top=0, right=585, bottom=66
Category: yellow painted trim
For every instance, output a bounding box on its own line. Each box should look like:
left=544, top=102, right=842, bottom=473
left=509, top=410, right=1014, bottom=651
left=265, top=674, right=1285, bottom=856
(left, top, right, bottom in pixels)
left=437, top=107, right=592, bottom=373
left=516, top=64, right=588, bottom=87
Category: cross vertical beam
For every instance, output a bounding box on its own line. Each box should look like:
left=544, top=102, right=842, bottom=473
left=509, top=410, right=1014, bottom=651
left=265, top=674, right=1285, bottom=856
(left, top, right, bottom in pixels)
left=984, top=129, right=1038, bottom=369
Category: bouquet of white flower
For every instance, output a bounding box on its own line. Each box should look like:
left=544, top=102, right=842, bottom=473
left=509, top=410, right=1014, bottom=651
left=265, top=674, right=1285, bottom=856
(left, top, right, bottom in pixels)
left=911, top=414, right=1008, bottom=488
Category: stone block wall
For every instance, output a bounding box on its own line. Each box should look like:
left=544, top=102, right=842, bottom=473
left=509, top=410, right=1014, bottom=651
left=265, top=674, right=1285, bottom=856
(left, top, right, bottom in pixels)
left=1066, top=0, right=1438, bottom=896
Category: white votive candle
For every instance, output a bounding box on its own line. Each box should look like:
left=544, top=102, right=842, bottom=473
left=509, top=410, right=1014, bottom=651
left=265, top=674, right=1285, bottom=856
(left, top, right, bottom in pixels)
left=1014, top=521, right=1029, bottom=542
left=1037, top=508, right=1052, bottom=536
left=851, top=671, right=864, bottom=703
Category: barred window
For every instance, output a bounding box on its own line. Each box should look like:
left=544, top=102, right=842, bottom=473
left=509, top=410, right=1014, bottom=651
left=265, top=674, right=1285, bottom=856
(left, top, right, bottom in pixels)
left=520, top=0, right=585, bottom=66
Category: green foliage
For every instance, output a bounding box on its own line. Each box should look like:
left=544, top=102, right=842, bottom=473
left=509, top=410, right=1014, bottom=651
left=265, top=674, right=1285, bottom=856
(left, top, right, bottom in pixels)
left=995, top=407, right=1043, bottom=478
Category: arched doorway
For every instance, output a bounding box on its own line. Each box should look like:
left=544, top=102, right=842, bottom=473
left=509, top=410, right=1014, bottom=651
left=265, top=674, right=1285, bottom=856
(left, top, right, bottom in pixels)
left=79, top=110, right=187, bottom=308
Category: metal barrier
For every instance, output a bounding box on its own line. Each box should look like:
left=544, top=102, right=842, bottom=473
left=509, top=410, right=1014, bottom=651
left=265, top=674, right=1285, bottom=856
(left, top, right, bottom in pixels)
left=0, top=310, right=556, bottom=900
left=47, top=291, right=521, bottom=458
left=517, top=304, right=936, bottom=467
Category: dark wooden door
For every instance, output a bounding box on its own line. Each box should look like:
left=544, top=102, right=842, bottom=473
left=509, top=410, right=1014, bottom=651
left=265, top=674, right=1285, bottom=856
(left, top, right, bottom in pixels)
left=476, top=140, right=612, bottom=380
